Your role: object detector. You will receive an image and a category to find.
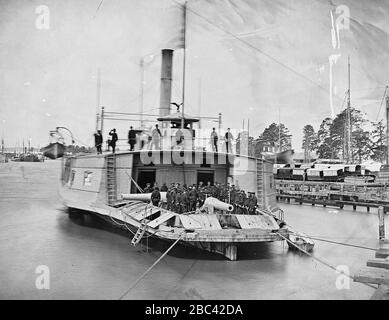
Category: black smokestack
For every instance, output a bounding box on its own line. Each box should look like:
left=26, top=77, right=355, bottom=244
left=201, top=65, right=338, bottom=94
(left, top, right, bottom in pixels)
left=160, top=49, right=174, bottom=117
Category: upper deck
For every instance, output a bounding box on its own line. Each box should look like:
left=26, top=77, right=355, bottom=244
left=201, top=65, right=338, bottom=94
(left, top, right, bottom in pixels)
left=61, top=149, right=276, bottom=212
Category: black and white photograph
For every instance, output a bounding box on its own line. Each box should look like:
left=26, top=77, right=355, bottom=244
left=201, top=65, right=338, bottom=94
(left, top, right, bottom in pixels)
left=0, top=0, right=389, bottom=304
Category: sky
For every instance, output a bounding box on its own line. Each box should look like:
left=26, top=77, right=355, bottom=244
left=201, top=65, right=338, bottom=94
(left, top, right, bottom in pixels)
left=0, top=0, right=389, bottom=151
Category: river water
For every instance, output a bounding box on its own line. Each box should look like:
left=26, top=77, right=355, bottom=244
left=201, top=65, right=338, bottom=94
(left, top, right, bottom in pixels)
left=0, top=160, right=381, bottom=299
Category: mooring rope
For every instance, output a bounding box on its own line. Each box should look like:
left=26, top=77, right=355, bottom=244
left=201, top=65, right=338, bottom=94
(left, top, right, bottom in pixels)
left=288, top=232, right=377, bottom=251
left=276, top=232, right=377, bottom=290
left=275, top=215, right=378, bottom=252
left=109, top=214, right=137, bottom=236
left=119, top=232, right=185, bottom=300
left=110, top=208, right=159, bottom=239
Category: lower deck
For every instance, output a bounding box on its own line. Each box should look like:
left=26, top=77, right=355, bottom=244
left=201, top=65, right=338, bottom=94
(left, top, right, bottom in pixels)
left=79, top=206, right=288, bottom=261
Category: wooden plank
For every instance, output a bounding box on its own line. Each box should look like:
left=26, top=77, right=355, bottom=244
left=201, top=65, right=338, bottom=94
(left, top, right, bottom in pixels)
left=375, top=248, right=389, bottom=259
left=199, top=215, right=222, bottom=230
left=180, top=215, right=203, bottom=229
left=147, top=212, right=176, bottom=228
left=235, top=215, right=277, bottom=230
left=122, top=202, right=145, bottom=213
left=354, top=267, right=389, bottom=286
left=179, top=215, right=222, bottom=230
left=367, top=259, right=389, bottom=270
left=124, top=201, right=144, bottom=208
left=132, top=206, right=160, bottom=221
left=121, top=203, right=147, bottom=217
left=235, top=215, right=252, bottom=229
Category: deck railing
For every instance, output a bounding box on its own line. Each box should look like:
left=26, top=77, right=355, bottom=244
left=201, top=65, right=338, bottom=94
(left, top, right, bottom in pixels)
left=104, top=136, right=237, bottom=154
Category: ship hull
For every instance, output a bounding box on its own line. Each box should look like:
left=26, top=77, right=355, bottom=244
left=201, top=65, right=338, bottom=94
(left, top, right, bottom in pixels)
left=67, top=205, right=287, bottom=261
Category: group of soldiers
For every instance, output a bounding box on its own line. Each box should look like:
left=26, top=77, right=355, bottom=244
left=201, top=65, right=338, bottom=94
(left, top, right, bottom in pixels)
left=144, top=181, right=259, bottom=215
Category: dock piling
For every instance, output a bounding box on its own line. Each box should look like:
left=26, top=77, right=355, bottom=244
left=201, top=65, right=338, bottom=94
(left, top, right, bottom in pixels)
left=378, top=206, right=385, bottom=242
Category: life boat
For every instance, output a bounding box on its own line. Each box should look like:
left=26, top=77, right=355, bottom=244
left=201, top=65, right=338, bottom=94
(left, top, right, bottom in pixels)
left=41, top=142, right=65, bottom=159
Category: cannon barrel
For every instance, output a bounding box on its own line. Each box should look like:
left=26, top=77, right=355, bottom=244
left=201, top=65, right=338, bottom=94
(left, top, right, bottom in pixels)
left=201, top=197, right=234, bottom=212
left=121, top=192, right=167, bottom=202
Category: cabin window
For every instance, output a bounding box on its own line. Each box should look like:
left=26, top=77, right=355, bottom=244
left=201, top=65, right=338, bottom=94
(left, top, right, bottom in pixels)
left=83, top=171, right=93, bottom=186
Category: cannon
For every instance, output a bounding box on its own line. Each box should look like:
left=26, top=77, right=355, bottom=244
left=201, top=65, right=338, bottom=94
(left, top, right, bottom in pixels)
left=121, top=192, right=167, bottom=202
left=201, top=197, right=234, bottom=214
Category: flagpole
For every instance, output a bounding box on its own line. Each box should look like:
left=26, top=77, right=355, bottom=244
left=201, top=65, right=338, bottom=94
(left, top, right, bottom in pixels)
left=96, top=68, right=101, bottom=132
left=180, top=1, right=187, bottom=130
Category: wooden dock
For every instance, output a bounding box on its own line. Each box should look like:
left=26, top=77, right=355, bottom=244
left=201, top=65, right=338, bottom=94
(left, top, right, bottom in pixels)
left=275, top=180, right=389, bottom=212
left=354, top=244, right=389, bottom=300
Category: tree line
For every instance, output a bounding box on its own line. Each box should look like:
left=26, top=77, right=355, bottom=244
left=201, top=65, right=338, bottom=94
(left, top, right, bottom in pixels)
left=236, top=122, right=293, bottom=157
left=302, top=107, right=386, bottom=163
left=236, top=106, right=386, bottom=163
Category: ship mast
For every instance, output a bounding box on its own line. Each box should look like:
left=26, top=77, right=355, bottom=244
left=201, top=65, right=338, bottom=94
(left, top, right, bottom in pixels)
left=386, top=90, right=389, bottom=164
left=278, top=105, right=281, bottom=152
left=346, top=56, right=352, bottom=164
left=180, top=1, right=187, bottom=130
left=139, top=58, right=145, bottom=129
left=1, top=119, right=4, bottom=154
left=95, top=68, right=101, bottom=132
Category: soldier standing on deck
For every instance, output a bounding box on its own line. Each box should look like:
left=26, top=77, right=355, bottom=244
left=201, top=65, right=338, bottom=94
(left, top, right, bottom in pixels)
left=166, top=187, right=172, bottom=210
left=244, top=192, right=250, bottom=214
left=150, top=124, right=162, bottom=150
left=241, top=191, right=247, bottom=214
left=235, top=190, right=241, bottom=214
left=108, top=129, right=118, bottom=154
left=94, top=130, right=103, bottom=154
left=230, top=185, right=236, bottom=211
left=189, top=185, right=197, bottom=212
left=128, top=126, right=136, bottom=151
left=198, top=186, right=205, bottom=208
left=224, top=128, right=234, bottom=153
left=247, top=193, right=254, bottom=215
left=176, top=189, right=183, bottom=214
left=144, top=183, right=152, bottom=193
left=170, top=186, right=177, bottom=212
left=211, top=183, right=218, bottom=199
left=210, top=127, right=218, bottom=152
left=205, top=181, right=212, bottom=198
left=182, top=187, right=189, bottom=213
left=238, top=190, right=245, bottom=214
left=220, top=184, right=228, bottom=202
left=161, top=182, right=168, bottom=192
left=251, top=193, right=258, bottom=214
left=151, top=187, right=161, bottom=206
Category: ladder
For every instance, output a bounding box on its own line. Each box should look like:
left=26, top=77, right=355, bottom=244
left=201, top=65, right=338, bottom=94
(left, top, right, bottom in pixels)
left=131, top=220, right=148, bottom=246
left=256, top=158, right=264, bottom=208
left=106, top=154, right=116, bottom=206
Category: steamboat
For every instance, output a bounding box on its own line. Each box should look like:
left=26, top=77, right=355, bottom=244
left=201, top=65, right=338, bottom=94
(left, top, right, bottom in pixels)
left=50, top=3, right=307, bottom=260
left=55, top=48, right=291, bottom=261
left=59, top=146, right=289, bottom=260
